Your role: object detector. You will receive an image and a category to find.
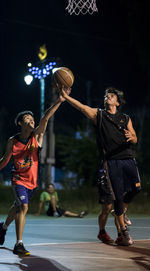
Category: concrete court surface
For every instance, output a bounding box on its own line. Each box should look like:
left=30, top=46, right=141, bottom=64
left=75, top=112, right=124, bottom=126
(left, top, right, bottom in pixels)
left=0, top=215, right=150, bottom=271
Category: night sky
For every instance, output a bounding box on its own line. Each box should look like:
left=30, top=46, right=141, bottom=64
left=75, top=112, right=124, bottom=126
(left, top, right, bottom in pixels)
left=0, top=0, right=149, bottom=135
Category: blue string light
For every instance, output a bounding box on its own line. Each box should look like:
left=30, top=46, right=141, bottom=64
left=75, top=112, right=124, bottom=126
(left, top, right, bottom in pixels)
left=28, top=61, right=57, bottom=79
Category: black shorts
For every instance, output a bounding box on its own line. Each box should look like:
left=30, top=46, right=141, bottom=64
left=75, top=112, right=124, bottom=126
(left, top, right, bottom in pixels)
left=107, top=158, right=141, bottom=201
left=46, top=202, right=66, bottom=217
left=97, top=165, right=114, bottom=205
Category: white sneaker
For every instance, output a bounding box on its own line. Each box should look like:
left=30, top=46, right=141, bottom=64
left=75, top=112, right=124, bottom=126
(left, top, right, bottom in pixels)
left=79, top=210, right=88, bottom=218
left=124, top=214, right=132, bottom=226
left=120, top=227, right=133, bottom=246
left=54, top=211, right=60, bottom=217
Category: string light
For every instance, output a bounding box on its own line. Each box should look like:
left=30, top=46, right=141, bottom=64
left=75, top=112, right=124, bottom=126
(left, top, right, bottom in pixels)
left=28, top=61, right=57, bottom=79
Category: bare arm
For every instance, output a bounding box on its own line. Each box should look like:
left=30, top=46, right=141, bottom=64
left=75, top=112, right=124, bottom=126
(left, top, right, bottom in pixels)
left=34, top=98, right=63, bottom=147
left=124, top=118, right=137, bottom=144
left=61, top=88, right=97, bottom=124
left=0, top=137, right=13, bottom=170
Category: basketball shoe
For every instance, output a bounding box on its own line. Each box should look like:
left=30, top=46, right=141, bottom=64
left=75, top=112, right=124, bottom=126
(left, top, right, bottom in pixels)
left=97, top=231, right=114, bottom=244
left=13, top=242, right=30, bottom=256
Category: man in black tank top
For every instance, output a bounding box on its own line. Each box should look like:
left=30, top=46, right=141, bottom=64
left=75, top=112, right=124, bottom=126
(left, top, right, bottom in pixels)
left=61, top=86, right=141, bottom=246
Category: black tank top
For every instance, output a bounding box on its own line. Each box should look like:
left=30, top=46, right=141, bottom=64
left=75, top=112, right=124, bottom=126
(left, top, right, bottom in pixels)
left=96, top=109, right=135, bottom=160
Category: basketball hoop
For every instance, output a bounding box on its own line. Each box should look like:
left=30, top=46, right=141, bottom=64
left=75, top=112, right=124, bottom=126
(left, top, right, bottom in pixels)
left=66, top=0, right=98, bottom=15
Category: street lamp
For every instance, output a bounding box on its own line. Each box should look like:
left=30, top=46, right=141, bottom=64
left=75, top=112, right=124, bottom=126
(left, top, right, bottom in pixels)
left=24, top=45, right=58, bottom=187
left=24, top=74, right=33, bottom=85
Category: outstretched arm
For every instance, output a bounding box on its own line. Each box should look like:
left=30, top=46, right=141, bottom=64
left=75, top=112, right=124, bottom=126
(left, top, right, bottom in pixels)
left=34, top=96, right=64, bottom=147
left=61, top=88, right=97, bottom=124
left=0, top=137, right=13, bottom=170
left=124, top=118, right=137, bottom=144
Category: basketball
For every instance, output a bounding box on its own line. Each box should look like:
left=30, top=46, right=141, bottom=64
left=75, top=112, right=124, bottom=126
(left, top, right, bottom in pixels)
left=52, top=67, right=74, bottom=89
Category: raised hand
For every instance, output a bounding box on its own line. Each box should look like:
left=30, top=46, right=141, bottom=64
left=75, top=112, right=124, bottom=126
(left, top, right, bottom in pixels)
left=59, top=86, right=71, bottom=101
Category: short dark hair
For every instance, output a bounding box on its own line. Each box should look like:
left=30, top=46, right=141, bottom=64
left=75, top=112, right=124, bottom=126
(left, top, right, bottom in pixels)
left=104, top=87, right=126, bottom=107
left=15, top=110, right=34, bottom=127
left=48, top=183, right=55, bottom=187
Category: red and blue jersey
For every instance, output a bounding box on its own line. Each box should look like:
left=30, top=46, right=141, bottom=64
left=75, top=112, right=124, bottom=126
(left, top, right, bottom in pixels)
left=12, top=133, right=39, bottom=189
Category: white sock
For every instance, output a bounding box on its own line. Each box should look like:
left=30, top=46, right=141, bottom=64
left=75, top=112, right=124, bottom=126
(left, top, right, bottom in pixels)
left=17, top=240, right=23, bottom=245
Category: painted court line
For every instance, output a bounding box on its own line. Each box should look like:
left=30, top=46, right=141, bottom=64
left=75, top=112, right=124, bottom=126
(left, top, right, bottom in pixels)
left=27, top=239, right=150, bottom=246
left=135, top=238, right=150, bottom=241
left=22, top=223, right=150, bottom=229
left=25, top=224, right=99, bottom=227
left=28, top=241, right=98, bottom=246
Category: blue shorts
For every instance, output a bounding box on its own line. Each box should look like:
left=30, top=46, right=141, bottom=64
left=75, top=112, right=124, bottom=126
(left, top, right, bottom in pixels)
left=107, top=159, right=141, bottom=201
left=13, top=184, right=36, bottom=211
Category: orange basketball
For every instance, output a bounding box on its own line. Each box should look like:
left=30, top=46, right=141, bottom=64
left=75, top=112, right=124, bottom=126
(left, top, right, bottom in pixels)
left=52, top=67, right=74, bottom=89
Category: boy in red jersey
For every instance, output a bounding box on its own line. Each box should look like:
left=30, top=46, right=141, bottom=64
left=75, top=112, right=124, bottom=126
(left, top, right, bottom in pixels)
left=0, top=93, right=67, bottom=255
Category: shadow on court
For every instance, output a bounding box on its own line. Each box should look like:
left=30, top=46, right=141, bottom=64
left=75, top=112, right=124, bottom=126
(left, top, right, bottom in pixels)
left=0, top=216, right=150, bottom=270
left=0, top=247, right=71, bottom=271
left=0, top=241, right=150, bottom=271
left=19, top=255, right=71, bottom=271
left=115, top=241, right=150, bottom=271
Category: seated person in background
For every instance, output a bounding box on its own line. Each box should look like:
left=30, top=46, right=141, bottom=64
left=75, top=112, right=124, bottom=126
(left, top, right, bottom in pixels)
left=36, top=183, right=88, bottom=218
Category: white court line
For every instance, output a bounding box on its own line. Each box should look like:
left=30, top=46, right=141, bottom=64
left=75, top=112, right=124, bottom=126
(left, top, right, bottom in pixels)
left=27, top=239, right=150, bottom=246
left=1, top=241, right=150, bottom=263
left=25, top=224, right=99, bottom=227
left=134, top=239, right=150, bottom=241
left=23, top=223, right=150, bottom=229
left=28, top=241, right=98, bottom=246
left=107, top=226, right=150, bottom=229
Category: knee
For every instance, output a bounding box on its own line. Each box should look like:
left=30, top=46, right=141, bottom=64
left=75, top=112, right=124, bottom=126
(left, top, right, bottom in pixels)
left=21, top=204, right=28, bottom=214
left=50, top=195, right=56, bottom=201
left=102, top=203, right=112, bottom=215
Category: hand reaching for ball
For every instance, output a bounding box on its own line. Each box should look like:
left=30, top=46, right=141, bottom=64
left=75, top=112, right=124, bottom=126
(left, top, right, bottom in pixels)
left=59, top=87, right=71, bottom=102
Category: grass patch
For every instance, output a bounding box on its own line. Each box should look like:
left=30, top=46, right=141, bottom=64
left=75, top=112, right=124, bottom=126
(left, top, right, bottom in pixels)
left=0, top=184, right=150, bottom=216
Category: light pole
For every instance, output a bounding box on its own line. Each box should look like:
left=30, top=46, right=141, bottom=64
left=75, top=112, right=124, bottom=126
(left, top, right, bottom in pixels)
left=40, top=78, right=45, bottom=119
left=24, top=45, right=58, bottom=187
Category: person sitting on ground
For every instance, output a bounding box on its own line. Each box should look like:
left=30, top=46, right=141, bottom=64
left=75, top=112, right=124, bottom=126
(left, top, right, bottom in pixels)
left=36, top=183, right=88, bottom=218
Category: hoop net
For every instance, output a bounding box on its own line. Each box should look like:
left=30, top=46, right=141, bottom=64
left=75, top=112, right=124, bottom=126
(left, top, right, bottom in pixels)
left=66, top=0, right=98, bottom=15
